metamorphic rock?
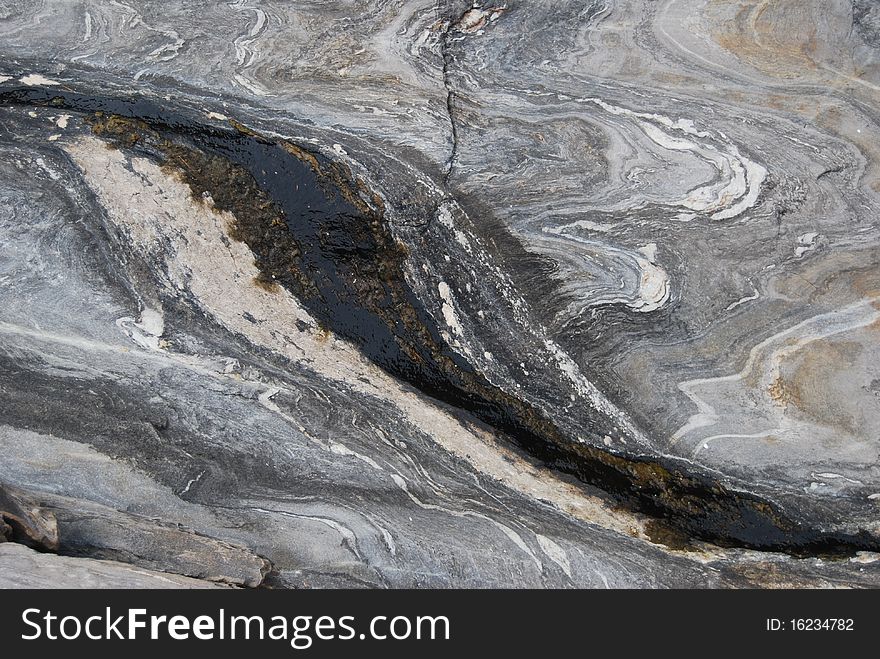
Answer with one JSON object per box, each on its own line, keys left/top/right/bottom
{"left": 1, "top": 0, "right": 880, "bottom": 588}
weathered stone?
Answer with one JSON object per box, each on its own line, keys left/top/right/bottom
{"left": 0, "top": 483, "right": 58, "bottom": 552}
{"left": 0, "top": 544, "right": 229, "bottom": 589}
{"left": 44, "top": 492, "right": 270, "bottom": 587}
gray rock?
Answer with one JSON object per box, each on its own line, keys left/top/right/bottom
{"left": 0, "top": 483, "right": 58, "bottom": 552}
{"left": 43, "top": 492, "right": 270, "bottom": 587}
{"left": 0, "top": 544, "right": 228, "bottom": 589}
{"left": 0, "top": 0, "right": 878, "bottom": 587}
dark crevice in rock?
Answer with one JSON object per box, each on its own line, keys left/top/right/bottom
{"left": 438, "top": 3, "right": 507, "bottom": 186}
{"left": 816, "top": 164, "right": 845, "bottom": 180}
{"left": 3, "top": 86, "right": 880, "bottom": 559}
{"left": 439, "top": 10, "right": 459, "bottom": 186}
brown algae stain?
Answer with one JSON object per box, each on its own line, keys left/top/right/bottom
{"left": 778, "top": 338, "right": 865, "bottom": 436}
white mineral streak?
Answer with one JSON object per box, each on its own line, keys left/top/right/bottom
{"left": 634, "top": 244, "right": 671, "bottom": 312}
{"left": 674, "top": 298, "right": 880, "bottom": 458}
{"left": 20, "top": 73, "right": 61, "bottom": 86}
{"left": 725, "top": 288, "right": 760, "bottom": 312}
{"left": 580, "top": 97, "right": 766, "bottom": 220}
{"left": 437, "top": 281, "right": 463, "bottom": 336}
{"left": 536, "top": 533, "right": 572, "bottom": 579}
{"left": 116, "top": 307, "right": 165, "bottom": 351}
{"left": 795, "top": 232, "right": 821, "bottom": 257}
{"left": 231, "top": 0, "right": 268, "bottom": 67}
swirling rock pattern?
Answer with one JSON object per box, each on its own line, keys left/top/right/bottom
{"left": 0, "top": 1, "right": 879, "bottom": 587}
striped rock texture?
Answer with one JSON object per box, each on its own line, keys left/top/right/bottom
{"left": 1, "top": 1, "right": 879, "bottom": 587}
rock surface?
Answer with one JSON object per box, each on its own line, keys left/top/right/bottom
{"left": 0, "top": 484, "right": 59, "bottom": 551}
{"left": 0, "top": 544, "right": 229, "bottom": 589}
{"left": 40, "top": 489, "right": 269, "bottom": 587}
{"left": 0, "top": 1, "right": 879, "bottom": 587}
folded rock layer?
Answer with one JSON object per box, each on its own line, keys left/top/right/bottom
{"left": 1, "top": 0, "right": 879, "bottom": 587}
